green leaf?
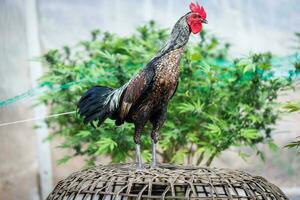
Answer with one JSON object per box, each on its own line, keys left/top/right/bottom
{"left": 57, "top": 155, "right": 72, "bottom": 165}
{"left": 256, "top": 150, "right": 265, "bottom": 161}
{"left": 283, "top": 102, "right": 300, "bottom": 112}
{"left": 241, "top": 129, "right": 260, "bottom": 140}
{"left": 187, "top": 133, "right": 199, "bottom": 143}
{"left": 237, "top": 58, "right": 251, "bottom": 66}
{"left": 96, "top": 138, "right": 117, "bottom": 154}
{"left": 204, "top": 124, "right": 221, "bottom": 135}
{"left": 171, "top": 150, "right": 187, "bottom": 164}
{"left": 77, "top": 130, "right": 91, "bottom": 138}
{"left": 238, "top": 151, "right": 250, "bottom": 161}
{"left": 243, "top": 64, "right": 256, "bottom": 73}
{"left": 284, "top": 137, "right": 300, "bottom": 150}
{"left": 267, "top": 140, "right": 278, "bottom": 152}
{"left": 142, "top": 150, "right": 152, "bottom": 162}
{"left": 178, "top": 100, "right": 203, "bottom": 115}
{"left": 190, "top": 52, "right": 202, "bottom": 61}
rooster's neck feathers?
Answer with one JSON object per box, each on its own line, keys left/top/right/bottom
{"left": 160, "top": 14, "right": 191, "bottom": 55}
{"left": 147, "top": 14, "right": 190, "bottom": 66}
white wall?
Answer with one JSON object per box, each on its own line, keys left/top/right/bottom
{"left": 39, "top": 0, "right": 300, "bottom": 56}
{"left": 0, "top": 0, "right": 40, "bottom": 200}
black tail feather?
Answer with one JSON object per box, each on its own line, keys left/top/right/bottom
{"left": 77, "top": 86, "right": 114, "bottom": 126}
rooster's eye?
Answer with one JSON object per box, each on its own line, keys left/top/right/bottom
{"left": 192, "top": 14, "right": 201, "bottom": 19}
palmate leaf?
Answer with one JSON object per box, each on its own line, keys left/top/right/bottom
{"left": 186, "top": 133, "right": 200, "bottom": 143}
{"left": 204, "top": 124, "right": 221, "bottom": 135}
{"left": 256, "top": 150, "right": 266, "bottom": 162}
{"left": 57, "top": 155, "right": 72, "bottom": 165}
{"left": 77, "top": 130, "right": 91, "bottom": 138}
{"left": 243, "top": 64, "right": 256, "bottom": 73}
{"left": 240, "top": 129, "right": 260, "bottom": 140}
{"left": 171, "top": 149, "right": 188, "bottom": 164}
{"left": 142, "top": 150, "right": 152, "bottom": 162}
{"left": 237, "top": 58, "right": 251, "bottom": 67}
{"left": 96, "top": 138, "right": 118, "bottom": 154}
{"left": 285, "top": 137, "right": 300, "bottom": 149}
{"left": 267, "top": 140, "right": 279, "bottom": 152}
{"left": 283, "top": 102, "right": 300, "bottom": 112}
{"left": 178, "top": 99, "right": 204, "bottom": 115}
{"left": 238, "top": 151, "right": 250, "bottom": 161}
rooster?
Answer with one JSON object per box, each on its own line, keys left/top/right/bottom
{"left": 78, "top": 3, "right": 207, "bottom": 168}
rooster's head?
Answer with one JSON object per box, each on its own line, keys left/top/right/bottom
{"left": 187, "top": 2, "right": 207, "bottom": 34}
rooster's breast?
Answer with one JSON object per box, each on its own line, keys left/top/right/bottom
{"left": 152, "top": 47, "right": 184, "bottom": 103}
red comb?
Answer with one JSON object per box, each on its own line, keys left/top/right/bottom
{"left": 189, "top": 2, "right": 206, "bottom": 19}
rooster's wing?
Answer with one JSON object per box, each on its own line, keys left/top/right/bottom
{"left": 118, "top": 67, "right": 155, "bottom": 122}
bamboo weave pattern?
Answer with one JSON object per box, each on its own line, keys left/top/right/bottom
{"left": 47, "top": 164, "right": 288, "bottom": 200}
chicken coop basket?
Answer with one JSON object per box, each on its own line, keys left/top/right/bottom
{"left": 47, "top": 163, "right": 288, "bottom": 200}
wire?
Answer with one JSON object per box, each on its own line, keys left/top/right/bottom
{"left": 0, "top": 111, "right": 76, "bottom": 128}
{"left": 0, "top": 76, "right": 103, "bottom": 108}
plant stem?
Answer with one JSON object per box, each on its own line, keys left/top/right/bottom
{"left": 187, "top": 143, "right": 193, "bottom": 164}
{"left": 196, "top": 151, "right": 205, "bottom": 165}
{"left": 205, "top": 152, "right": 216, "bottom": 166}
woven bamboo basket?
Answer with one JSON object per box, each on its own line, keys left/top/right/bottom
{"left": 47, "top": 163, "right": 288, "bottom": 200}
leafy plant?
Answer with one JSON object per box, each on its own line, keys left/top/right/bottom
{"left": 38, "top": 21, "right": 294, "bottom": 166}
{"left": 283, "top": 32, "right": 300, "bottom": 155}
{"left": 283, "top": 102, "right": 300, "bottom": 154}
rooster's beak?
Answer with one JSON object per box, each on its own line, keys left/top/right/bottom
{"left": 202, "top": 19, "right": 208, "bottom": 24}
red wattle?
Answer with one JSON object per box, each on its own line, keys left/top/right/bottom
{"left": 190, "top": 22, "right": 202, "bottom": 34}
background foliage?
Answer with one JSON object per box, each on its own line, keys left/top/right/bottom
{"left": 39, "top": 21, "right": 295, "bottom": 166}
{"left": 283, "top": 32, "right": 300, "bottom": 155}
{"left": 284, "top": 101, "right": 300, "bottom": 154}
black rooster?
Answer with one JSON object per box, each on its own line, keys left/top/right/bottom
{"left": 78, "top": 3, "right": 207, "bottom": 168}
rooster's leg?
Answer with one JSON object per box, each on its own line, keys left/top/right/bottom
{"left": 135, "top": 144, "right": 142, "bottom": 169}
{"left": 151, "top": 129, "right": 160, "bottom": 167}
{"left": 134, "top": 124, "right": 144, "bottom": 169}
{"left": 150, "top": 107, "right": 167, "bottom": 168}
{"left": 151, "top": 138, "right": 157, "bottom": 167}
